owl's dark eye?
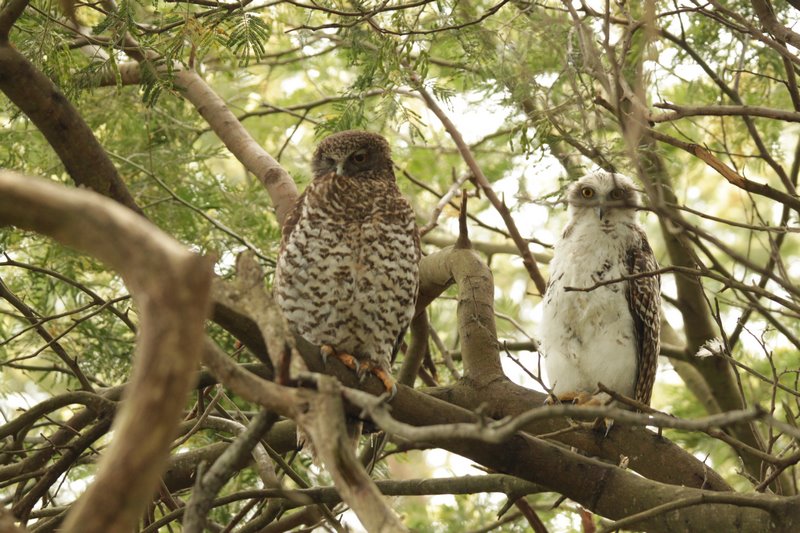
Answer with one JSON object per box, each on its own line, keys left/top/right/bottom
{"left": 352, "top": 151, "right": 367, "bottom": 164}
{"left": 580, "top": 187, "right": 595, "bottom": 199}
{"left": 609, "top": 188, "right": 625, "bottom": 200}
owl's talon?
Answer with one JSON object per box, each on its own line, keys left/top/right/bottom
{"left": 388, "top": 382, "right": 398, "bottom": 401}
{"left": 320, "top": 345, "right": 335, "bottom": 363}
{"left": 547, "top": 391, "right": 594, "bottom": 405}
{"left": 320, "top": 345, "right": 359, "bottom": 371}
{"left": 571, "top": 391, "right": 597, "bottom": 405}
{"left": 593, "top": 417, "right": 615, "bottom": 437}
{"left": 357, "top": 361, "right": 370, "bottom": 382}
{"left": 603, "top": 418, "right": 614, "bottom": 437}
{"left": 354, "top": 361, "right": 397, "bottom": 400}
{"left": 372, "top": 366, "right": 397, "bottom": 400}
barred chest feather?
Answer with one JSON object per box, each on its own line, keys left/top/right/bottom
{"left": 539, "top": 218, "right": 640, "bottom": 397}
{"left": 273, "top": 175, "right": 419, "bottom": 367}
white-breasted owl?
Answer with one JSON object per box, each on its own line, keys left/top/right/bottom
{"left": 539, "top": 171, "right": 661, "bottom": 407}
{"left": 273, "top": 130, "right": 420, "bottom": 396}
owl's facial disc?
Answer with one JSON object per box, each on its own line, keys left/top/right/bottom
{"left": 568, "top": 177, "right": 640, "bottom": 219}
{"left": 339, "top": 148, "right": 376, "bottom": 177}
{"left": 312, "top": 155, "right": 337, "bottom": 177}
{"left": 311, "top": 131, "right": 394, "bottom": 180}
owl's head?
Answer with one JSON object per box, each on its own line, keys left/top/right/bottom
{"left": 312, "top": 130, "right": 394, "bottom": 180}
{"left": 566, "top": 171, "right": 641, "bottom": 222}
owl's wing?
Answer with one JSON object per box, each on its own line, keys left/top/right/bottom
{"left": 279, "top": 188, "right": 308, "bottom": 251}
{"left": 625, "top": 229, "right": 661, "bottom": 407}
{"left": 391, "top": 204, "right": 422, "bottom": 364}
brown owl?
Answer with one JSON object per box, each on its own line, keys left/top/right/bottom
{"left": 274, "top": 130, "right": 420, "bottom": 397}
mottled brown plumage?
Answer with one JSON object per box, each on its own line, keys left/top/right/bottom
{"left": 274, "top": 131, "right": 420, "bottom": 395}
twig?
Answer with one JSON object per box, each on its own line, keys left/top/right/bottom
{"left": 0, "top": 276, "right": 95, "bottom": 392}
{"left": 597, "top": 493, "right": 775, "bottom": 533}
{"left": 419, "top": 171, "right": 472, "bottom": 236}
{"left": 409, "top": 70, "right": 548, "bottom": 296}
{"left": 182, "top": 410, "right": 278, "bottom": 532}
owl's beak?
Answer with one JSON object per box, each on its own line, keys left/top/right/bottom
{"left": 595, "top": 205, "right": 606, "bottom": 220}
{"left": 336, "top": 160, "right": 345, "bottom": 175}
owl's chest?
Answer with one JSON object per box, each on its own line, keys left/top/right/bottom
{"left": 275, "top": 199, "right": 418, "bottom": 306}
{"left": 283, "top": 208, "right": 413, "bottom": 270}
{"left": 274, "top": 200, "right": 419, "bottom": 356}
{"left": 544, "top": 226, "right": 632, "bottom": 320}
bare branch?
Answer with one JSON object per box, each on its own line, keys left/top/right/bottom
{"left": 409, "top": 70, "right": 548, "bottom": 296}
{"left": 0, "top": 47, "right": 142, "bottom": 214}
{"left": 652, "top": 102, "right": 800, "bottom": 123}
{"left": 750, "top": 0, "right": 800, "bottom": 50}
{"left": 0, "top": 170, "right": 214, "bottom": 532}
{"left": 174, "top": 70, "right": 299, "bottom": 226}
{"left": 646, "top": 127, "right": 800, "bottom": 212}
{"left": 182, "top": 410, "right": 279, "bottom": 532}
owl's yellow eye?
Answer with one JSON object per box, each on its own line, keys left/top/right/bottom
{"left": 580, "top": 187, "right": 595, "bottom": 199}
{"left": 609, "top": 188, "right": 624, "bottom": 200}
{"left": 352, "top": 152, "right": 367, "bottom": 163}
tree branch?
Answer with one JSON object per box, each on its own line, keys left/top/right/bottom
{"left": 0, "top": 47, "right": 142, "bottom": 214}
{"left": 0, "top": 0, "right": 30, "bottom": 40}
{"left": 182, "top": 410, "right": 279, "bottom": 532}
{"left": 0, "top": 170, "right": 214, "bottom": 532}
{"left": 173, "top": 69, "right": 299, "bottom": 226}
{"left": 409, "top": 70, "right": 548, "bottom": 296}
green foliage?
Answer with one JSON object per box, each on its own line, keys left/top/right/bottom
{"left": 227, "top": 13, "right": 272, "bottom": 66}
{"left": 3, "top": 0, "right": 800, "bottom": 530}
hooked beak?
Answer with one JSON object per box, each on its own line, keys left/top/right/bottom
{"left": 336, "top": 160, "right": 345, "bottom": 175}
{"left": 595, "top": 205, "right": 606, "bottom": 220}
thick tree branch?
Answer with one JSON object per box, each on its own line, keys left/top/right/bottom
{"left": 173, "top": 69, "right": 299, "bottom": 226}
{"left": 298, "top": 376, "right": 409, "bottom": 532}
{"left": 0, "top": 47, "right": 142, "bottom": 214}
{"left": 751, "top": 0, "right": 800, "bottom": 50}
{"left": 78, "top": 59, "right": 299, "bottom": 225}
{"left": 0, "top": 0, "right": 29, "bottom": 40}
{"left": 0, "top": 171, "right": 214, "bottom": 532}
{"left": 201, "top": 345, "right": 800, "bottom": 532}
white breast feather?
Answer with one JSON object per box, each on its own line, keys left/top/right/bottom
{"left": 540, "top": 217, "right": 638, "bottom": 398}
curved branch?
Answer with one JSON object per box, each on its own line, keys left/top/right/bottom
{"left": 751, "top": 0, "right": 800, "bottom": 50}
{"left": 174, "top": 69, "right": 299, "bottom": 226}
{"left": 648, "top": 128, "right": 800, "bottom": 212}
{"left": 0, "top": 47, "right": 142, "bottom": 214}
{"left": 0, "top": 392, "right": 115, "bottom": 441}
{"left": 0, "top": 0, "right": 30, "bottom": 40}
{"left": 0, "top": 170, "right": 214, "bottom": 532}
